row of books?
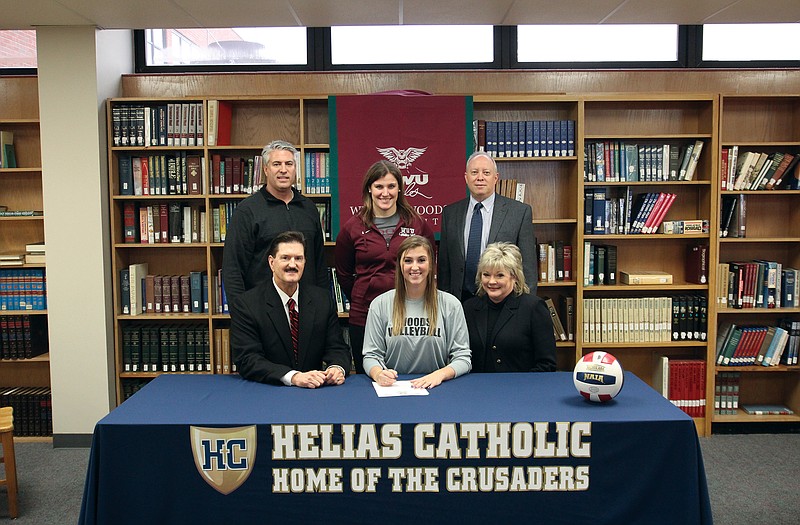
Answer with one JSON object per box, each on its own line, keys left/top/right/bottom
{"left": 714, "top": 372, "right": 740, "bottom": 415}
{"left": 537, "top": 241, "right": 573, "bottom": 283}
{"left": 327, "top": 268, "right": 350, "bottom": 314}
{"left": 544, "top": 295, "right": 574, "bottom": 342}
{"left": 585, "top": 187, "right": 678, "bottom": 235}
{"left": 582, "top": 242, "right": 617, "bottom": 286}
{"left": 210, "top": 153, "right": 263, "bottom": 195}
{"left": 123, "top": 202, "right": 206, "bottom": 244}
{"left": 0, "top": 268, "right": 46, "bottom": 311}
{"left": 212, "top": 202, "right": 237, "bottom": 243}
{"left": 206, "top": 100, "right": 232, "bottom": 147}
{"left": 0, "top": 386, "right": 51, "bottom": 436}
{"left": 719, "top": 194, "right": 746, "bottom": 238}
{"left": 302, "top": 152, "right": 331, "bottom": 194}
{"left": 0, "top": 315, "right": 47, "bottom": 360}
{"left": 121, "top": 265, "right": 208, "bottom": 315}
{"left": 121, "top": 324, "right": 211, "bottom": 373}
{"left": 474, "top": 119, "right": 576, "bottom": 158}
{"left": 118, "top": 153, "right": 204, "bottom": 196}
{"left": 584, "top": 140, "right": 703, "bottom": 183}
{"left": 495, "top": 178, "right": 525, "bottom": 202}
{"left": 120, "top": 378, "right": 151, "bottom": 402}
{"left": 716, "top": 261, "right": 798, "bottom": 309}
{"left": 112, "top": 102, "right": 205, "bottom": 148}
{"left": 0, "top": 243, "right": 46, "bottom": 268}
{"left": 721, "top": 147, "right": 799, "bottom": 191}
{"left": 715, "top": 320, "right": 800, "bottom": 367}
{"left": 582, "top": 294, "right": 708, "bottom": 344}
{"left": 213, "top": 327, "right": 237, "bottom": 374}
{"left": 652, "top": 357, "right": 706, "bottom": 418}
{"left": 0, "top": 130, "right": 16, "bottom": 168}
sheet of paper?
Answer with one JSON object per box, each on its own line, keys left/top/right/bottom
{"left": 372, "top": 380, "right": 430, "bottom": 397}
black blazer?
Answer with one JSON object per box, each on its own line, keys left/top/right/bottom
{"left": 230, "top": 280, "right": 351, "bottom": 384}
{"left": 438, "top": 194, "right": 537, "bottom": 297}
{"left": 463, "top": 293, "right": 556, "bottom": 373}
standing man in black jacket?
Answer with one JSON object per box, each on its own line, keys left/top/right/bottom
{"left": 223, "top": 140, "right": 327, "bottom": 307}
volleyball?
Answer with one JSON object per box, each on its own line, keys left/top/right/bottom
{"left": 573, "top": 351, "right": 624, "bottom": 402}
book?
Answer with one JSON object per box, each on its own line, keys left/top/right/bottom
{"left": 0, "top": 131, "right": 15, "bottom": 168}
{"left": 543, "top": 296, "right": 567, "bottom": 341}
{"left": 128, "top": 263, "right": 148, "bottom": 316}
{"left": 685, "top": 244, "right": 709, "bottom": 285}
{"left": 741, "top": 404, "right": 794, "bottom": 416}
{"left": 620, "top": 270, "right": 673, "bottom": 285}
{"left": 682, "top": 140, "right": 704, "bottom": 181}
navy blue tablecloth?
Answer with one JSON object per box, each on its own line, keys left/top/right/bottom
{"left": 79, "top": 372, "right": 712, "bottom": 525}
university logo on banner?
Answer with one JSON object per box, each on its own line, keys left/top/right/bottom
{"left": 331, "top": 92, "right": 471, "bottom": 235}
{"left": 190, "top": 425, "right": 257, "bottom": 495}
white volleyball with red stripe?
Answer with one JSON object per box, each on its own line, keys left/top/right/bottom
{"left": 573, "top": 351, "right": 624, "bottom": 402}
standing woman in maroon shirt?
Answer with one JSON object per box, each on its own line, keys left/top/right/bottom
{"left": 335, "top": 160, "right": 436, "bottom": 373}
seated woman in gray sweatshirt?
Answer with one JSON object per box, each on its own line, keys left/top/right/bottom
{"left": 363, "top": 235, "right": 471, "bottom": 389}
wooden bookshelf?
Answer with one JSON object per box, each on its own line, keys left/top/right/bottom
{"left": 102, "top": 90, "right": 800, "bottom": 438}
{"left": 0, "top": 77, "right": 51, "bottom": 439}
{"left": 581, "top": 94, "right": 718, "bottom": 436}
{"left": 107, "top": 96, "right": 332, "bottom": 403}
{"left": 0, "top": 78, "right": 48, "bottom": 378}
{"left": 713, "top": 94, "right": 800, "bottom": 428}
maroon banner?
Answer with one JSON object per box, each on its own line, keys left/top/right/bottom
{"left": 332, "top": 93, "right": 470, "bottom": 236}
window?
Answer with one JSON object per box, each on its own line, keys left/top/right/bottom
{"left": 516, "top": 25, "right": 679, "bottom": 65}
{"left": 329, "top": 25, "right": 494, "bottom": 66}
{"left": 702, "top": 24, "right": 800, "bottom": 61}
{"left": 142, "top": 27, "right": 307, "bottom": 67}
{"left": 0, "top": 30, "right": 37, "bottom": 69}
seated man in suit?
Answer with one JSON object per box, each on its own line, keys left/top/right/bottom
{"left": 230, "top": 230, "right": 350, "bottom": 388}
{"left": 439, "top": 151, "right": 537, "bottom": 302}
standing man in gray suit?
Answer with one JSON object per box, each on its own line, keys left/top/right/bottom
{"left": 438, "top": 151, "right": 537, "bottom": 302}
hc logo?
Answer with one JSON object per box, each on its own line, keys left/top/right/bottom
{"left": 191, "top": 425, "right": 257, "bottom": 495}
{"left": 200, "top": 438, "right": 249, "bottom": 470}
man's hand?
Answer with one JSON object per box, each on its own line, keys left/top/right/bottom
{"left": 324, "top": 366, "right": 346, "bottom": 386}
{"left": 291, "top": 370, "right": 328, "bottom": 388}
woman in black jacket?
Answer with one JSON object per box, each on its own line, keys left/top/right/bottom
{"left": 463, "top": 242, "right": 556, "bottom": 373}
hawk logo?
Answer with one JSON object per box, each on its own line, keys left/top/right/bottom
{"left": 190, "top": 425, "right": 256, "bottom": 495}
{"left": 376, "top": 147, "right": 426, "bottom": 170}
{"left": 376, "top": 146, "right": 432, "bottom": 200}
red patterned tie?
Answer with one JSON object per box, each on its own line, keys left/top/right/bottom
{"left": 287, "top": 298, "right": 299, "bottom": 365}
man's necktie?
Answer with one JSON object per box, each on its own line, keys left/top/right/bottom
{"left": 287, "top": 298, "right": 299, "bottom": 365}
{"left": 464, "top": 202, "right": 483, "bottom": 294}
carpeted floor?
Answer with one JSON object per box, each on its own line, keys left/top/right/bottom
{"left": 1, "top": 434, "right": 798, "bottom": 524}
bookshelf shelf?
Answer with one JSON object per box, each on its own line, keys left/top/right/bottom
{"left": 584, "top": 134, "right": 713, "bottom": 140}
{"left": 0, "top": 310, "right": 48, "bottom": 316}
{"left": 113, "top": 195, "right": 207, "bottom": 201}
{"left": 0, "top": 167, "right": 42, "bottom": 174}
{"left": 717, "top": 307, "right": 800, "bottom": 315}
{"left": 0, "top": 216, "right": 44, "bottom": 221}
{"left": 717, "top": 365, "right": 800, "bottom": 373}
{"left": 583, "top": 341, "right": 708, "bottom": 349}
{"left": 713, "top": 411, "right": 800, "bottom": 423}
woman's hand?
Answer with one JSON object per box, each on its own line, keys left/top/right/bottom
{"left": 410, "top": 367, "right": 454, "bottom": 389}
{"left": 371, "top": 367, "right": 398, "bottom": 386}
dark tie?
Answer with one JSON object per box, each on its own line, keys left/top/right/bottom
{"left": 464, "top": 202, "right": 483, "bottom": 295}
{"left": 287, "top": 298, "right": 299, "bottom": 365}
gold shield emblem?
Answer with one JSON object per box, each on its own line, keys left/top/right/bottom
{"left": 190, "top": 425, "right": 257, "bottom": 495}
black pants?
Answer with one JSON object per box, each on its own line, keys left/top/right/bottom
{"left": 348, "top": 323, "right": 366, "bottom": 374}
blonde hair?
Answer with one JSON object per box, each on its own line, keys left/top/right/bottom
{"left": 475, "top": 242, "right": 529, "bottom": 297}
{"left": 392, "top": 236, "right": 438, "bottom": 336}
